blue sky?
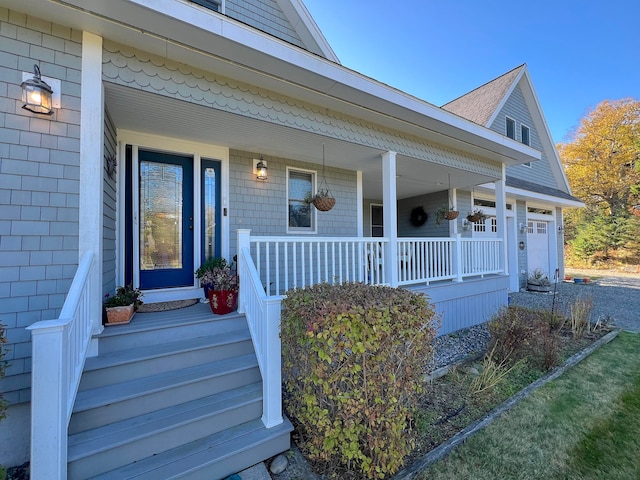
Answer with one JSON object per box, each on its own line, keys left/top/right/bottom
{"left": 303, "top": 0, "right": 639, "bottom": 144}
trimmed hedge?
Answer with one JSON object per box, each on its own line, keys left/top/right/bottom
{"left": 281, "top": 283, "right": 439, "bottom": 478}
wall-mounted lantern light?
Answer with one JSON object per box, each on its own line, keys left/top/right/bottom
{"left": 462, "top": 219, "right": 471, "bottom": 231}
{"left": 519, "top": 223, "right": 527, "bottom": 234}
{"left": 21, "top": 65, "right": 54, "bottom": 115}
{"left": 557, "top": 225, "right": 565, "bottom": 232}
{"left": 254, "top": 156, "right": 268, "bottom": 180}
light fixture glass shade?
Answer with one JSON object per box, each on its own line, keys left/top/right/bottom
{"left": 21, "top": 65, "right": 54, "bottom": 115}
{"left": 256, "top": 160, "right": 268, "bottom": 180}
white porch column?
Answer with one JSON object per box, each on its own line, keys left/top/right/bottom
{"left": 382, "top": 152, "right": 398, "bottom": 287}
{"left": 356, "top": 170, "right": 363, "bottom": 237}
{"left": 79, "top": 32, "right": 104, "bottom": 342}
{"left": 495, "top": 165, "right": 508, "bottom": 275}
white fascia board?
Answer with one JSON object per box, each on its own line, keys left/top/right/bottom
{"left": 479, "top": 182, "right": 584, "bottom": 208}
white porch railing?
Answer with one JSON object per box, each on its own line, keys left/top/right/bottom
{"left": 27, "top": 251, "right": 95, "bottom": 480}
{"left": 249, "top": 236, "right": 388, "bottom": 296}
{"left": 237, "top": 230, "right": 284, "bottom": 428}
{"left": 398, "top": 236, "right": 503, "bottom": 285}
{"left": 236, "top": 231, "right": 503, "bottom": 432}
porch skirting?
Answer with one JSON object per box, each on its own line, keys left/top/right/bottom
{"left": 409, "top": 275, "right": 509, "bottom": 336}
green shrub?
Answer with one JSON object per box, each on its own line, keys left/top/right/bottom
{"left": 488, "top": 306, "right": 560, "bottom": 371}
{"left": 281, "top": 283, "right": 439, "bottom": 478}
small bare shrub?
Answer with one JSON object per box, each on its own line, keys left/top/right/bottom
{"left": 488, "top": 306, "right": 561, "bottom": 371}
{"left": 470, "top": 346, "right": 522, "bottom": 395}
{"left": 281, "top": 283, "right": 439, "bottom": 478}
{"left": 570, "top": 296, "right": 593, "bottom": 338}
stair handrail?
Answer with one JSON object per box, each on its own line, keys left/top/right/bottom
{"left": 27, "top": 250, "right": 96, "bottom": 479}
{"left": 237, "top": 230, "right": 284, "bottom": 428}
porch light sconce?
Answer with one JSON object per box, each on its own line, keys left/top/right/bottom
{"left": 557, "top": 225, "right": 565, "bottom": 232}
{"left": 21, "top": 65, "right": 55, "bottom": 115}
{"left": 519, "top": 223, "right": 527, "bottom": 234}
{"left": 462, "top": 219, "right": 471, "bottom": 231}
{"left": 253, "top": 157, "right": 268, "bottom": 180}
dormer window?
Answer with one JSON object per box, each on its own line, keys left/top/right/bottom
{"left": 190, "top": 0, "right": 222, "bottom": 12}
{"left": 506, "top": 117, "right": 515, "bottom": 139}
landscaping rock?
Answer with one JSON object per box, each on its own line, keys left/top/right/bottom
{"left": 269, "top": 454, "right": 288, "bottom": 475}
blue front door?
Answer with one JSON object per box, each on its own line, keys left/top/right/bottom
{"left": 138, "top": 149, "right": 194, "bottom": 289}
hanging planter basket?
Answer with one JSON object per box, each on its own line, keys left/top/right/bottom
{"left": 444, "top": 210, "right": 460, "bottom": 220}
{"left": 313, "top": 195, "right": 336, "bottom": 212}
{"left": 311, "top": 144, "right": 336, "bottom": 212}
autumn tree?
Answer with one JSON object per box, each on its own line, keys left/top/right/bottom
{"left": 559, "top": 98, "right": 640, "bottom": 264}
{"left": 559, "top": 98, "right": 640, "bottom": 216}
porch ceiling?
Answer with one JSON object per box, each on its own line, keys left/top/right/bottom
{"left": 105, "top": 83, "right": 498, "bottom": 200}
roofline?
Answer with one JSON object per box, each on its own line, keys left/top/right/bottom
{"left": 13, "top": 0, "right": 539, "bottom": 164}
{"left": 480, "top": 182, "right": 584, "bottom": 208}
{"left": 274, "top": 0, "right": 340, "bottom": 62}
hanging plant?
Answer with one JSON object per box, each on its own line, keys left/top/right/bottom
{"left": 410, "top": 206, "right": 428, "bottom": 227}
{"left": 312, "top": 144, "right": 336, "bottom": 212}
{"left": 312, "top": 189, "right": 336, "bottom": 212}
{"left": 467, "top": 208, "right": 487, "bottom": 223}
{"left": 435, "top": 205, "right": 459, "bottom": 225}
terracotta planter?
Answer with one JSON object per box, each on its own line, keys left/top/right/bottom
{"left": 105, "top": 304, "right": 135, "bottom": 325}
{"left": 209, "top": 289, "right": 238, "bottom": 315}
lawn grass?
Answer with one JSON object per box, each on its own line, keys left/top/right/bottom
{"left": 418, "top": 331, "right": 640, "bottom": 480}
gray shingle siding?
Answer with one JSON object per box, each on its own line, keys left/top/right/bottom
{"left": 103, "top": 109, "right": 117, "bottom": 298}
{"left": 0, "top": 8, "right": 82, "bottom": 404}
{"left": 227, "top": 149, "right": 358, "bottom": 256}
{"left": 490, "top": 85, "right": 557, "bottom": 190}
{"left": 226, "top": 0, "right": 304, "bottom": 48}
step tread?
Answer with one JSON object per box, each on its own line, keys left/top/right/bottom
{"left": 73, "top": 353, "right": 259, "bottom": 413}
{"left": 90, "top": 418, "right": 293, "bottom": 480}
{"left": 84, "top": 329, "right": 251, "bottom": 371}
{"left": 96, "top": 305, "right": 245, "bottom": 339}
{"left": 68, "top": 382, "right": 262, "bottom": 460}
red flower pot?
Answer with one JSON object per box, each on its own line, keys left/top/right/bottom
{"left": 209, "top": 289, "right": 238, "bottom": 315}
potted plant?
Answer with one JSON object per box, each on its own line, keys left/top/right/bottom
{"left": 466, "top": 208, "right": 486, "bottom": 223}
{"left": 435, "top": 205, "right": 460, "bottom": 225}
{"left": 201, "top": 261, "right": 239, "bottom": 315}
{"left": 527, "top": 268, "right": 552, "bottom": 292}
{"left": 195, "top": 257, "right": 229, "bottom": 299}
{"left": 104, "top": 285, "right": 143, "bottom": 325}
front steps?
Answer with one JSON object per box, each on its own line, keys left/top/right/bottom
{"left": 68, "top": 303, "right": 291, "bottom": 479}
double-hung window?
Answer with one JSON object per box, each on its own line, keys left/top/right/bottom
{"left": 287, "top": 168, "right": 315, "bottom": 232}
{"left": 506, "top": 117, "right": 516, "bottom": 139}
{"left": 521, "top": 125, "right": 530, "bottom": 146}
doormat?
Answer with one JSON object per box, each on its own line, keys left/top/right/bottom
{"left": 137, "top": 298, "right": 199, "bottom": 313}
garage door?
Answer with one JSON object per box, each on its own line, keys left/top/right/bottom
{"left": 527, "top": 221, "right": 550, "bottom": 275}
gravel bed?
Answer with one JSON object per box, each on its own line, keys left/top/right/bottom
{"left": 429, "top": 274, "right": 640, "bottom": 370}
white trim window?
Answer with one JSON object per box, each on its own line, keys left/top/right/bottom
{"left": 287, "top": 167, "right": 316, "bottom": 233}
{"left": 521, "top": 124, "right": 530, "bottom": 146}
{"left": 521, "top": 124, "right": 532, "bottom": 167}
{"left": 506, "top": 117, "right": 516, "bottom": 140}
